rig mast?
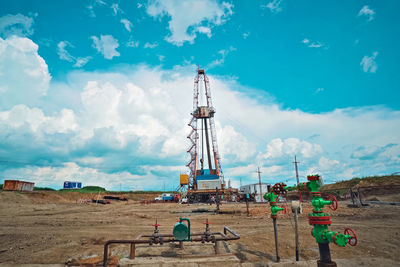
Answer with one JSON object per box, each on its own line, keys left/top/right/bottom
{"left": 187, "top": 68, "right": 224, "bottom": 190}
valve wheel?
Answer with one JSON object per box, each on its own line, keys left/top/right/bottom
{"left": 272, "top": 183, "right": 287, "bottom": 195}
{"left": 344, "top": 228, "right": 357, "bottom": 246}
{"left": 327, "top": 195, "right": 338, "bottom": 210}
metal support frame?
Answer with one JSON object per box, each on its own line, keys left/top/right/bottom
{"left": 102, "top": 226, "right": 240, "bottom": 266}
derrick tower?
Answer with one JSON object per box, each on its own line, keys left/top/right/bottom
{"left": 187, "top": 68, "right": 224, "bottom": 190}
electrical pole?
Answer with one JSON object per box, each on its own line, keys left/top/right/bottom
{"left": 257, "top": 166, "right": 263, "bottom": 203}
{"left": 293, "top": 155, "right": 302, "bottom": 202}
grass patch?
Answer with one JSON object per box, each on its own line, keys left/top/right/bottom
{"left": 34, "top": 187, "right": 56, "bottom": 191}
{"left": 59, "top": 186, "right": 106, "bottom": 193}
{"left": 322, "top": 175, "right": 400, "bottom": 191}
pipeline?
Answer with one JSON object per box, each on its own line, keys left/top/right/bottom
{"left": 102, "top": 219, "right": 240, "bottom": 267}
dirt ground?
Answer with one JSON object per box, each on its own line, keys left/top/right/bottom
{"left": 0, "top": 191, "right": 399, "bottom": 266}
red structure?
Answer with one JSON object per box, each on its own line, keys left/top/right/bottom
{"left": 186, "top": 68, "right": 224, "bottom": 190}
{"left": 3, "top": 180, "right": 34, "bottom": 191}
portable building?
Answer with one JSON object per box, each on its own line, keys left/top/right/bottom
{"left": 63, "top": 181, "right": 82, "bottom": 189}
{"left": 240, "top": 183, "right": 271, "bottom": 202}
{"left": 3, "top": 180, "right": 34, "bottom": 191}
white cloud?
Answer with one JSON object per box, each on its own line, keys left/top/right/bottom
{"left": 146, "top": 0, "right": 234, "bottom": 46}
{"left": 302, "top": 38, "right": 324, "bottom": 48}
{"left": 86, "top": 0, "right": 106, "bottom": 18}
{"left": 158, "top": 55, "right": 165, "bottom": 62}
{"left": 263, "top": 138, "right": 323, "bottom": 159}
{"left": 360, "top": 52, "right": 378, "bottom": 73}
{"left": 1, "top": 37, "right": 400, "bottom": 189}
{"left": 0, "top": 104, "right": 77, "bottom": 134}
{"left": 315, "top": 87, "right": 324, "bottom": 93}
{"left": 242, "top": 32, "right": 250, "bottom": 39}
{"left": 358, "top": 5, "right": 375, "bottom": 22}
{"left": 91, "top": 35, "right": 120, "bottom": 59}
{"left": 74, "top": 57, "right": 91, "bottom": 68}
{"left": 57, "top": 41, "right": 91, "bottom": 68}
{"left": 0, "top": 36, "right": 51, "bottom": 108}
{"left": 262, "top": 0, "right": 282, "bottom": 13}
{"left": 126, "top": 40, "right": 139, "bottom": 48}
{"left": 218, "top": 124, "right": 256, "bottom": 162}
{"left": 308, "top": 42, "right": 323, "bottom": 48}
{"left": 144, "top": 42, "right": 158, "bottom": 49}
{"left": 0, "top": 13, "right": 34, "bottom": 37}
{"left": 302, "top": 38, "right": 310, "bottom": 44}
{"left": 120, "top": 19, "right": 132, "bottom": 32}
{"left": 208, "top": 46, "right": 236, "bottom": 68}
{"left": 111, "top": 3, "right": 123, "bottom": 16}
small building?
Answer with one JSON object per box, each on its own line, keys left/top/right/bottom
{"left": 240, "top": 183, "right": 271, "bottom": 202}
{"left": 63, "top": 181, "right": 82, "bottom": 189}
{"left": 3, "top": 180, "right": 34, "bottom": 191}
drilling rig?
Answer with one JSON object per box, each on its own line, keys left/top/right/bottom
{"left": 186, "top": 68, "right": 238, "bottom": 203}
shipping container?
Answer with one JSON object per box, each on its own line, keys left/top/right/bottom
{"left": 3, "top": 180, "right": 34, "bottom": 191}
{"left": 63, "top": 181, "right": 82, "bottom": 189}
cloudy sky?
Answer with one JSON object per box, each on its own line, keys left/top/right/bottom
{"left": 0, "top": 0, "right": 399, "bottom": 190}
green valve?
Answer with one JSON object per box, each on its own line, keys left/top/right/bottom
{"left": 173, "top": 218, "right": 191, "bottom": 241}
{"left": 285, "top": 174, "right": 357, "bottom": 248}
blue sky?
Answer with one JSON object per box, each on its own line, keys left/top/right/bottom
{"left": 0, "top": 0, "right": 399, "bottom": 190}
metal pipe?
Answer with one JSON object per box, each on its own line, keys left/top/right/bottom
{"left": 103, "top": 228, "right": 240, "bottom": 266}
{"left": 294, "top": 209, "right": 299, "bottom": 261}
{"left": 246, "top": 198, "right": 249, "bottom": 216}
{"left": 273, "top": 218, "right": 280, "bottom": 262}
{"left": 203, "top": 118, "right": 213, "bottom": 170}
{"left": 350, "top": 188, "right": 355, "bottom": 205}
{"left": 318, "top": 242, "right": 332, "bottom": 264}
{"left": 129, "top": 243, "right": 135, "bottom": 259}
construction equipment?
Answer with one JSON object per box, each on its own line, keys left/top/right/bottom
{"left": 186, "top": 68, "right": 238, "bottom": 203}
{"left": 102, "top": 218, "right": 240, "bottom": 266}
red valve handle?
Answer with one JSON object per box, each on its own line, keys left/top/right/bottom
{"left": 344, "top": 228, "right": 357, "bottom": 246}
{"left": 327, "top": 195, "right": 338, "bottom": 210}
{"left": 272, "top": 182, "right": 287, "bottom": 195}
{"left": 152, "top": 223, "right": 161, "bottom": 226}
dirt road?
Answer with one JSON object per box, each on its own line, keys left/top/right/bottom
{"left": 0, "top": 191, "right": 399, "bottom": 266}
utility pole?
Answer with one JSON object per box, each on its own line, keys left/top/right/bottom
{"left": 240, "top": 177, "right": 242, "bottom": 187}
{"left": 293, "top": 155, "right": 302, "bottom": 202}
{"left": 257, "top": 166, "right": 263, "bottom": 203}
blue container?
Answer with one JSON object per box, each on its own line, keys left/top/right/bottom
{"left": 196, "top": 174, "right": 219, "bottom": 181}
{"left": 63, "top": 181, "right": 82, "bottom": 189}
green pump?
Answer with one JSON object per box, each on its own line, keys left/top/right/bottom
{"left": 173, "top": 217, "right": 191, "bottom": 241}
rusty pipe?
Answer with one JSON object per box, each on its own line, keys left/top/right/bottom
{"left": 103, "top": 228, "right": 240, "bottom": 266}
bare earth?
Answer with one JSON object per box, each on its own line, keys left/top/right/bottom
{"left": 0, "top": 191, "right": 399, "bottom": 266}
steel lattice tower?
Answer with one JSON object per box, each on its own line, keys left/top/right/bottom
{"left": 187, "top": 68, "right": 224, "bottom": 190}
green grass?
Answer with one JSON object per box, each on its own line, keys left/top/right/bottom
{"left": 34, "top": 187, "right": 55, "bottom": 191}
{"left": 59, "top": 186, "right": 106, "bottom": 193}
{"left": 322, "top": 175, "right": 400, "bottom": 191}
